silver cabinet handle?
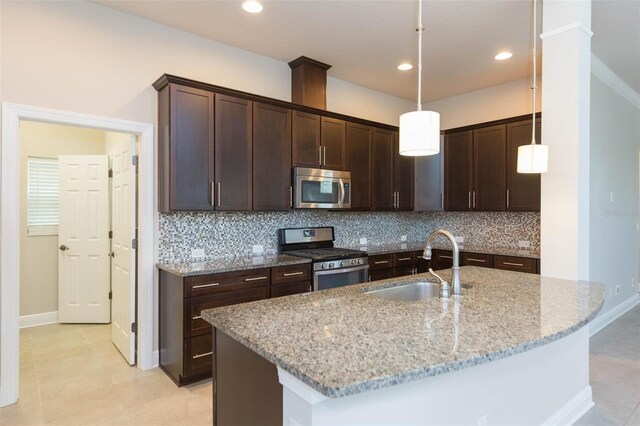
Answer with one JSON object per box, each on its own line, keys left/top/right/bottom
{"left": 468, "top": 191, "right": 471, "bottom": 209}
{"left": 374, "top": 260, "right": 389, "bottom": 265}
{"left": 192, "top": 315, "right": 202, "bottom": 320}
{"left": 283, "top": 271, "right": 304, "bottom": 277}
{"left": 506, "top": 189, "right": 510, "bottom": 209}
{"left": 210, "top": 182, "right": 215, "bottom": 207}
{"left": 503, "top": 262, "right": 524, "bottom": 267}
{"left": 440, "top": 255, "right": 453, "bottom": 259}
{"left": 244, "top": 276, "right": 268, "bottom": 282}
{"left": 467, "top": 258, "right": 486, "bottom": 263}
{"left": 217, "top": 182, "right": 221, "bottom": 207}
{"left": 397, "top": 257, "right": 411, "bottom": 261}
{"left": 318, "top": 146, "right": 322, "bottom": 166}
{"left": 323, "top": 146, "right": 327, "bottom": 165}
{"left": 473, "top": 191, "right": 476, "bottom": 208}
{"left": 441, "top": 192, "right": 444, "bottom": 209}
{"left": 192, "top": 351, "right": 213, "bottom": 360}
{"left": 289, "top": 186, "right": 293, "bottom": 208}
{"left": 192, "top": 282, "right": 220, "bottom": 289}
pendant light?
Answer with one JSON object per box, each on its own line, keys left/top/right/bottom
{"left": 517, "top": 0, "right": 548, "bottom": 173}
{"left": 399, "top": 0, "right": 440, "bottom": 156}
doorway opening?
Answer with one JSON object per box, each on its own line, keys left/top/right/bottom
{"left": 1, "top": 103, "right": 155, "bottom": 407}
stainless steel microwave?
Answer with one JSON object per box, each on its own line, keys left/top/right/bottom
{"left": 293, "top": 167, "right": 351, "bottom": 209}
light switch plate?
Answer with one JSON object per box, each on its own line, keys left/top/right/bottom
{"left": 191, "top": 248, "right": 205, "bottom": 259}
{"left": 518, "top": 241, "right": 531, "bottom": 248}
{"left": 360, "top": 238, "right": 368, "bottom": 246}
{"left": 252, "top": 244, "right": 264, "bottom": 255}
{"left": 400, "top": 235, "right": 407, "bottom": 242}
{"left": 455, "top": 236, "right": 464, "bottom": 243}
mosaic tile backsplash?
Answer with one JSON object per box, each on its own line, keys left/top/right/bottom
{"left": 159, "top": 211, "right": 540, "bottom": 263}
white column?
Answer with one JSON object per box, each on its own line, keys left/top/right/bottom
{"left": 540, "top": 0, "right": 592, "bottom": 280}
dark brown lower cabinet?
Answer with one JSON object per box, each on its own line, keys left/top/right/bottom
{"left": 368, "top": 251, "right": 428, "bottom": 281}
{"left": 431, "top": 249, "right": 454, "bottom": 270}
{"left": 461, "top": 252, "right": 494, "bottom": 268}
{"left": 494, "top": 255, "right": 539, "bottom": 274}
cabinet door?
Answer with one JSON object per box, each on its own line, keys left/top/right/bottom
{"left": 292, "top": 111, "right": 321, "bottom": 168}
{"left": 162, "top": 84, "right": 214, "bottom": 211}
{"left": 394, "top": 131, "right": 414, "bottom": 211}
{"left": 345, "top": 122, "right": 372, "bottom": 210}
{"left": 414, "top": 135, "right": 444, "bottom": 211}
{"left": 372, "top": 128, "right": 395, "bottom": 210}
{"left": 253, "top": 103, "right": 292, "bottom": 211}
{"left": 321, "top": 117, "right": 346, "bottom": 170}
{"left": 473, "top": 125, "right": 507, "bottom": 211}
{"left": 215, "top": 95, "right": 252, "bottom": 211}
{"left": 444, "top": 131, "right": 473, "bottom": 211}
{"left": 506, "top": 119, "right": 541, "bottom": 211}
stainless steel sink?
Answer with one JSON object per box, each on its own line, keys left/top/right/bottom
{"left": 366, "top": 281, "right": 440, "bottom": 302}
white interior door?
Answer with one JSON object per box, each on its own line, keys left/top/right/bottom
{"left": 58, "top": 155, "right": 110, "bottom": 323}
{"left": 110, "top": 137, "right": 137, "bottom": 365}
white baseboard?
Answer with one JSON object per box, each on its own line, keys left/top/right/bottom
{"left": 152, "top": 350, "right": 159, "bottom": 368}
{"left": 19, "top": 311, "right": 58, "bottom": 329}
{"left": 589, "top": 294, "right": 640, "bottom": 336}
{"left": 542, "top": 386, "right": 594, "bottom": 426}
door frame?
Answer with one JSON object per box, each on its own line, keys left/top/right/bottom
{"left": 0, "top": 102, "right": 156, "bottom": 406}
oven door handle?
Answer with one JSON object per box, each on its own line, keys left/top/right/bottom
{"left": 338, "top": 178, "right": 345, "bottom": 208}
{"left": 315, "top": 264, "right": 369, "bottom": 277}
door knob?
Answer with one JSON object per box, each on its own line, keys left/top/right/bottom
{"left": 59, "top": 245, "right": 69, "bottom": 251}
{"left": 109, "top": 251, "right": 115, "bottom": 258}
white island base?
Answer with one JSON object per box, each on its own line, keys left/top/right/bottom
{"left": 278, "top": 326, "right": 592, "bottom": 426}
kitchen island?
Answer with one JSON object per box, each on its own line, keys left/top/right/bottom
{"left": 203, "top": 266, "right": 605, "bottom": 425}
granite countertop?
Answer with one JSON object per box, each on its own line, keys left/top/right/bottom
{"left": 203, "top": 266, "right": 605, "bottom": 398}
{"left": 157, "top": 254, "right": 311, "bottom": 277}
{"left": 359, "top": 242, "right": 540, "bottom": 259}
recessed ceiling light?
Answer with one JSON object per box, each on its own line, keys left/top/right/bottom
{"left": 494, "top": 52, "right": 513, "bottom": 61}
{"left": 242, "top": 1, "right": 263, "bottom": 13}
{"left": 397, "top": 63, "right": 413, "bottom": 71}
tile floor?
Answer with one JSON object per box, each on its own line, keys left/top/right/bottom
{"left": 0, "top": 323, "right": 212, "bottom": 425}
{"left": 1, "top": 306, "right": 638, "bottom": 425}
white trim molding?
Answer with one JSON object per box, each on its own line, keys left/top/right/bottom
{"left": 589, "top": 294, "right": 640, "bottom": 336}
{"left": 542, "top": 386, "right": 594, "bottom": 426}
{"left": 1, "top": 102, "right": 156, "bottom": 407}
{"left": 19, "top": 311, "right": 58, "bottom": 329}
{"left": 540, "top": 22, "right": 593, "bottom": 40}
{"left": 591, "top": 54, "right": 640, "bottom": 110}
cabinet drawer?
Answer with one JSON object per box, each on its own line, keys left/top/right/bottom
{"left": 432, "top": 249, "right": 453, "bottom": 270}
{"left": 494, "top": 255, "right": 537, "bottom": 274}
{"left": 414, "top": 250, "right": 430, "bottom": 273}
{"left": 185, "top": 285, "right": 270, "bottom": 338}
{"left": 393, "top": 266, "right": 416, "bottom": 278}
{"left": 368, "top": 268, "right": 394, "bottom": 282}
{"left": 184, "top": 333, "right": 212, "bottom": 379}
{"left": 393, "top": 252, "right": 416, "bottom": 267}
{"left": 271, "top": 264, "right": 312, "bottom": 285}
{"left": 368, "top": 254, "right": 394, "bottom": 270}
{"left": 462, "top": 252, "right": 494, "bottom": 268}
{"left": 271, "top": 281, "right": 311, "bottom": 298}
{"left": 184, "top": 268, "right": 271, "bottom": 298}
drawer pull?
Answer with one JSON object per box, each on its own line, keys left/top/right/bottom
{"left": 244, "top": 276, "right": 268, "bottom": 282}
{"left": 374, "top": 260, "right": 390, "bottom": 265}
{"left": 192, "top": 282, "right": 220, "bottom": 289}
{"left": 439, "top": 255, "right": 453, "bottom": 259}
{"left": 283, "top": 271, "right": 304, "bottom": 277}
{"left": 192, "top": 351, "right": 213, "bottom": 360}
{"left": 503, "top": 262, "right": 525, "bottom": 267}
{"left": 467, "top": 258, "right": 486, "bottom": 263}
{"left": 192, "top": 315, "right": 202, "bottom": 320}
{"left": 397, "top": 257, "right": 411, "bottom": 261}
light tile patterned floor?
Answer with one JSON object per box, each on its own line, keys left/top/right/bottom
{"left": 1, "top": 306, "right": 638, "bottom": 425}
{"left": 0, "top": 323, "right": 212, "bottom": 425}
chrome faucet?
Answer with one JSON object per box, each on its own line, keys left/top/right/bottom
{"left": 423, "top": 229, "right": 462, "bottom": 297}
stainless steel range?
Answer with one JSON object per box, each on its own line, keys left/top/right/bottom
{"left": 278, "top": 227, "right": 368, "bottom": 291}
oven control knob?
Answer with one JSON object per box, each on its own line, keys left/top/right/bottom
{"left": 328, "top": 263, "right": 334, "bottom": 269}
{"left": 357, "top": 258, "right": 363, "bottom": 265}
{"left": 340, "top": 261, "right": 345, "bottom": 267}
{"left": 321, "top": 263, "right": 327, "bottom": 269}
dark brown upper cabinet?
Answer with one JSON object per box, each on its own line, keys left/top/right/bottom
{"left": 372, "top": 128, "right": 395, "bottom": 210}
{"left": 394, "top": 131, "right": 414, "bottom": 211}
{"left": 292, "top": 111, "right": 321, "bottom": 168}
{"left": 345, "top": 122, "right": 372, "bottom": 210}
{"left": 444, "top": 130, "right": 473, "bottom": 211}
{"left": 215, "top": 94, "right": 252, "bottom": 211}
{"left": 473, "top": 125, "right": 507, "bottom": 211}
{"left": 253, "top": 103, "right": 292, "bottom": 211}
{"left": 506, "top": 118, "right": 541, "bottom": 211}
{"left": 158, "top": 84, "right": 215, "bottom": 212}
{"left": 320, "top": 117, "right": 346, "bottom": 170}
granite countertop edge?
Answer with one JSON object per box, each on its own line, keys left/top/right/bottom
{"left": 362, "top": 242, "right": 540, "bottom": 259}
{"left": 157, "top": 255, "right": 312, "bottom": 277}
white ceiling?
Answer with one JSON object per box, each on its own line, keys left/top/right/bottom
{"left": 93, "top": 0, "right": 639, "bottom": 102}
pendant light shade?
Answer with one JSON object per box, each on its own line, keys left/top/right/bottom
{"left": 517, "top": 143, "right": 548, "bottom": 173}
{"left": 399, "top": 110, "right": 440, "bottom": 156}
{"left": 399, "top": 0, "right": 440, "bottom": 157}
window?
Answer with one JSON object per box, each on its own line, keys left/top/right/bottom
{"left": 27, "top": 157, "right": 59, "bottom": 236}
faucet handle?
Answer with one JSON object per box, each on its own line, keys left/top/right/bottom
{"left": 428, "top": 268, "right": 450, "bottom": 299}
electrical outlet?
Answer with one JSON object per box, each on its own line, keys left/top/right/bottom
{"left": 191, "top": 248, "right": 205, "bottom": 259}
{"left": 360, "top": 238, "right": 368, "bottom": 246}
{"left": 518, "top": 240, "right": 531, "bottom": 248}
{"left": 455, "top": 236, "right": 464, "bottom": 244}
{"left": 478, "top": 414, "right": 487, "bottom": 426}
{"left": 615, "top": 285, "right": 622, "bottom": 295}
{"left": 252, "top": 244, "right": 264, "bottom": 255}
{"left": 401, "top": 235, "right": 407, "bottom": 242}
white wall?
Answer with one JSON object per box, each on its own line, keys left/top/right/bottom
{"left": 19, "top": 122, "right": 107, "bottom": 316}
{"left": 589, "top": 59, "right": 640, "bottom": 314}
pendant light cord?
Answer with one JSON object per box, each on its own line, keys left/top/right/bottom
{"left": 417, "top": 0, "right": 424, "bottom": 112}
{"left": 531, "top": 0, "right": 537, "bottom": 145}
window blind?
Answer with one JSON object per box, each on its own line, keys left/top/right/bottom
{"left": 27, "top": 157, "right": 59, "bottom": 236}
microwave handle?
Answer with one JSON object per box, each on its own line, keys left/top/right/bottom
{"left": 338, "top": 178, "right": 345, "bottom": 208}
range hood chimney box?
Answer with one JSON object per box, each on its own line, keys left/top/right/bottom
{"left": 288, "top": 56, "right": 332, "bottom": 110}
